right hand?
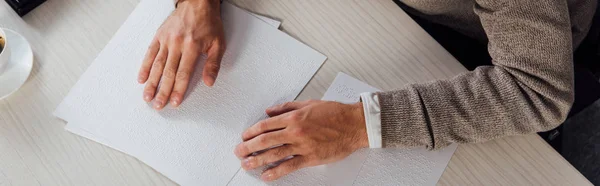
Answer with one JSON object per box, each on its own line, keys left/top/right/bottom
{"left": 138, "top": 0, "right": 226, "bottom": 110}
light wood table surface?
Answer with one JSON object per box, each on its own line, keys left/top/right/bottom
{"left": 0, "top": 0, "right": 591, "bottom": 185}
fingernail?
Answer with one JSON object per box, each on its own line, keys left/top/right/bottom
{"left": 143, "top": 93, "right": 152, "bottom": 102}
{"left": 261, "top": 173, "right": 274, "bottom": 181}
{"left": 171, "top": 98, "right": 180, "bottom": 107}
{"left": 137, "top": 77, "right": 144, "bottom": 83}
{"left": 242, "top": 157, "right": 255, "bottom": 170}
{"left": 153, "top": 100, "right": 163, "bottom": 109}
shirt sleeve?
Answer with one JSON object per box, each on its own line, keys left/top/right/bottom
{"left": 361, "top": 92, "right": 383, "bottom": 148}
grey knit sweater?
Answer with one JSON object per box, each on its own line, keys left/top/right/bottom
{"left": 381, "top": 0, "right": 597, "bottom": 150}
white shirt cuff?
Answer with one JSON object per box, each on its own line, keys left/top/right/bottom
{"left": 360, "top": 92, "right": 382, "bottom": 148}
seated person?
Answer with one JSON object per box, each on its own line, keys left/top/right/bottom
{"left": 136, "top": 0, "right": 597, "bottom": 181}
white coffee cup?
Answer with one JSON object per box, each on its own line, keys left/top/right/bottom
{"left": 0, "top": 28, "right": 11, "bottom": 75}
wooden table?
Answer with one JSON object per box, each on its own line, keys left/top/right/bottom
{"left": 0, "top": 0, "right": 591, "bottom": 185}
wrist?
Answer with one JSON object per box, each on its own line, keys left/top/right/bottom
{"left": 351, "top": 102, "right": 369, "bottom": 150}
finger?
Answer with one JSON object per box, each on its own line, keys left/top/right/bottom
{"left": 139, "top": 39, "right": 160, "bottom": 84}
{"left": 153, "top": 47, "right": 182, "bottom": 110}
{"left": 242, "top": 145, "right": 295, "bottom": 170}
{"left": 143, "top": 44, "right": 168, "bottom": 102}
{"left": 170, "top": 44, "right": 200, "bottom": 107}
{"left": 202, "top": 41, "right": 225, "bottom": 87}
{"left": 261, "top": 156, "right": 308, "bottom": 182}
{"left": 265, "top": 100, "right": 314, "bottom": 117}
{"left": 235, "top": 130, "right": 288, "bottom": 159}
{"left": 241, "top": 115, "right": 289, "bottom": 141}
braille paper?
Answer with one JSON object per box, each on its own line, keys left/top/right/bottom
{"left": 54, "top": 0, "right": 325, "bottom": 185}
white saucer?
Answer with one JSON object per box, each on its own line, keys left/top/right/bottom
{"left": 0, "top": 29, "right": 33, "bottom": 100}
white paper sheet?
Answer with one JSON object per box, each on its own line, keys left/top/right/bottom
{"left": 53, "top": 0, "right": 325, "bottom": 185}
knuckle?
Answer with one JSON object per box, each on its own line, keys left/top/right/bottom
{"left": 170, "top": 91, "right": 181, "bottom": 98}
{"left": 215, "top": 41, "right": 226, "bottom": 51}
{"left": 139, "top": 67, "right": 150, "bottom": 74}
{"left": 143, "top": 90, "right": 155, "bottom": 97}
{"left": 153, "top": 57, "right": 166, "bottom": 66}
{"left": 163, "top": 69, "right": 177, "bottom": 79}
{"left": 257, "top": 120, "right": 269, "bottom": 132}
{"left": 291, "top": 127, "right": 305, "bottom": 137}
{"left": 257, "top": 135, "right": 268, "bottom": 145}
{"left": 241, "top": 131, "right": 251, "bottom": 141}
{"left": 175, "top": 70, "right": 191, "bottom": 81}
{"left": 152, "top": 61, "right": 163, "bottom": 69}
{"left": 150, "top": 80, "right": 159, "bottom": 88}
{"left": 288, "top": 159, "right": 302, "bottom": 169}
{"left": 171, "top": 33, "right": 184, "bottom": 41}
{"left": 156, "top": 90, "right": 169, "bottom": 98}
{"left": 183, "top": 39, "right": 197, "bottom": 47}
{"left": 138, "top": 73, "right": 148, "bottom": 79}
{"left": 157, "top": 35, "right": 168, "bottom": 43}
{"left": 287, "top": 111, "right": 304, "bottom": 122}
{"left": 282, "top": 102, "right": 293, "bottom": 109}
{"left": 145, "top": 81, "right": 158, "bottom": 90}
{"left": 153, "top": 35, "right": 163, "bottom": 43}
{"left": 273, "top": 148, "right": 287, "bottom": 158}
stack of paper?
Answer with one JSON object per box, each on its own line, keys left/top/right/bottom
{"left": 55, "top": 0, "right": 457, "bottom": 185}
{"left": 55, "top": 0, "right": 327, "bottom": 185}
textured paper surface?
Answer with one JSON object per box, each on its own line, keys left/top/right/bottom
{"left": 228, "top": 73, "right": 456, "bottom": 185}
{"left": 53, "top": 0, "right": 325, "bottom": 185}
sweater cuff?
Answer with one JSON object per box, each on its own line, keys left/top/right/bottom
{"left": 360, "top": 92, "right": 382, "bottom": 148}
{"left": 377, "top": 87, "right": 434, "bottom": 149}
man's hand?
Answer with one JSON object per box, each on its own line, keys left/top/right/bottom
{"left": 138, "top": 0, "right": 225, "bottom": 110}
{"left": 234, "top": 100, "right": 369, "bottom": 181}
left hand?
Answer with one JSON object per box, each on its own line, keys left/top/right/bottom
{"left": 138, "top": 0, "right": 225, "bottom": 110}
{"left": 234, "top": 100, "right": 369, "bottom": 181}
